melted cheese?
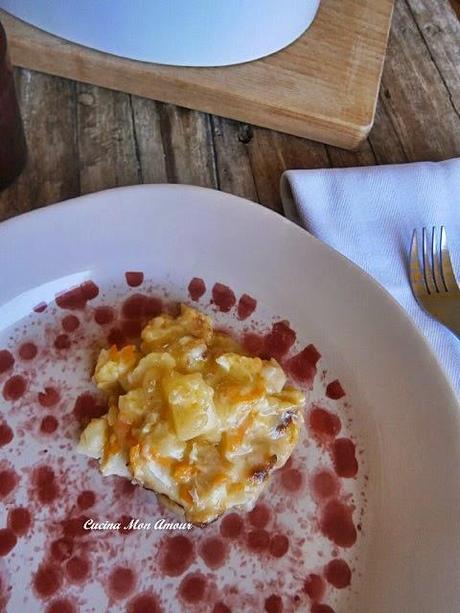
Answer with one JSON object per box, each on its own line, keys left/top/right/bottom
{"left": 78, "top": 304, "right": 304, "bottom": 524}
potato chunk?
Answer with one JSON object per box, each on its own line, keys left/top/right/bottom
{"left": 163, "top": 372, "right": 218, "bottom": 441}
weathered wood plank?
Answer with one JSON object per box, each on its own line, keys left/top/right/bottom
{"left": 377, "top": 0, "right": 460, "bottom": 162}
{"left": 246, "top": 129, "right": 330, "bottom": 213}
{"left": 0, "top": 68, "right": 79, "bottom": 221}
{"left": 406, "top": 0, "right": 460, "bottom": 115}
{"left": 326, "top": 141, "right": 377, "bottom": 169}
{"left": 158, "top": 103, "right": 218, "bottom": 188}
{"left": 76, "top": 83, "right": 140, "bottom": 194}
{"left": 210, "top": 118, "right": 258, "bottom": 202}
{"left": 130, "top": 96, "right": 167, "bottom": 184}
{"left": 367, "top": 94, "right": 409, "bottom": 166}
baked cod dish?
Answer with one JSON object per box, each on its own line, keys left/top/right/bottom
{"left": 78, "top": 304, "right": 305, "bottom": 524}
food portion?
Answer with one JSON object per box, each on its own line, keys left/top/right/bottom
{"left": 78, "top": 304, "right": 305, "bottom": 524}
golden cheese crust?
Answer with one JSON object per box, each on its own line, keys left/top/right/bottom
{"left": 78, "top": 304, "right": 304, "bottom": 524}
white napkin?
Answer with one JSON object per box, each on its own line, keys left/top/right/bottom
{"left": 280, "top": 158, "right": 460, "bottom": 395}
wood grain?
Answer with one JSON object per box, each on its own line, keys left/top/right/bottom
{"left": 76, "top": 84, "right": 140, "bottom": 194}
{"left": 378, "top": 0, "right": 460, "bottom": 162}
{"left": 158, "top": 104, "right": 218, "bottom": 188}
{"left": 0, "top": 0, "right": 394, "bottom": 151}
{"left": 210, "top": 118, "right": 258, "bottom": 202}
{"left": 246, "top": 129, "right": 330, "bottom": 213}
{"left": 406, "top": 0, "right": 460, "bottom": 115}
{"left": 130, "top": 97, "right": 167, "bottom": 185}
{"left": 0, "top": 69, "right": 79, "bottom": 221}
{"left": 0, "top": 0, "right": 459, "bottom": 222}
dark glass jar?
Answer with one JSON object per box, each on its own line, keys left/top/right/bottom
{"left": 0, "top": 20, "right": 27, "bottom": 191}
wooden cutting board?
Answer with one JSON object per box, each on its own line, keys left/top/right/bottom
{"left": 1, "top": 0, "right": 394, "bottom": 150}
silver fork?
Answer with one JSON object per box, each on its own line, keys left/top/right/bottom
{"left": 409, "top": 227, "right": 460, "bottom": 338}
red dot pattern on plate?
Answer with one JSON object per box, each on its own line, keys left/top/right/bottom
{"left": 55, "top": 281, "right": 99, "bottom": 310}
{"left": 119, "top": 515, "right": 135, "bottom": 535}
{"left": 32, "top": 466, "right": 59, "bottom": 504}
{"left": 248, "top": 503, "right": 271, "bottom": 528}
{"left": 160, "top": 535, "right": 195, "bottom": 577}
{"left": 61, "top": 516, "right": 90, "bottom": 539}
{"left": 213, "top": 603, "right": 231, "bottom": 613}
{"left": 332, "top": 439, "right": 358, "bottom": 478}
{"left": 286, "top": 344, "right": 321, "bottom": 387}
{"left": 311, "top": 605, "right": 336, "bottom": 613}
{"left": 247, "top": 529, "right": 270, "bottom": 552}
{"left": 188, "top": 277, "right": 206, "bottom": 301}
{"left": 8, "top": 507, "right": 32, "bottom": 536}
{"left": 179, "top": 573, "right": 207, "bottom": 603}
{"left": 220, "top": 513, "right": 243, "bottom": 539}
{"left": 54, "top": 334, "right": 71, "bottom": 350}
{"left": 0, "top": 275, "right": 363, "bottom": 612}
{"left": 144, "top": 296, "right": 163, "bottom": 318}
{"left": 0, "top": 422, "right": 13, "bottom": 447}
{"left": 38, "top": 387, "right": 60, "bottom": 407}
{"left": 0, "top": 529, "right": 17, "bottom": 556}
{"left": 127, "top": 592, "right": 161, "bottom": 613}
{"left": 62, "top": 315, "right": 80, "bottom": 333}
{"left": 33, "top": 564, "right": 63, "bottom": 598}
{"left": 73, "top": 393, "right": 106, "bottom": 425}
{"left": 107, "top": 327, "right": 126, "bottom": 348}
{"left": 77, "top": 490, "right": 96, "bottom": 510}
{"left": 242, "top": 332, "right": 265, "bottom": 356}
{"left": 40, "top": 415, "right": 58, "bottom": 434}
{"left": 264, "top": 321, "right": 296, "bottom": 360}
{"left": 50, "top": 538, "right": 74, "bottom": 562}
{"left": 0, "top": 350, "right": 14, "bottom": 373}
{"left": 46, "top": 598, "right": 76, "bottom": 613}
{"left": 3, "top": 375, "right": 27, "bottom": 401}
{"left": 121, "top": 319, "right": 142, "bottom": 339}
{"left": 121, "top": 294, "right": 148, "bottom": 319}
{"left": 303, "top": 573, "right": 325, "bottom": 601}
{"left": 324, "top": 558, "right": 352, "bottom": 588}
{"left": 265, "top": 594, "right": 283, "bottom": 613}
{"left": 19, "top": 342, "right": 38, "bottom": 360}
{"left": 199, "top": 537, "right": 228, "bottom": 570}
{"left": 33, "top": 302, "right": 47, "bottom": 313}
{"left": 311, "top": 470, "right": 340, "bottom": 501}
{"left": 66, "top": 556, "right": 90, "bottom": 583}
{"left": 94, "top": 306, "right": 114, "bottom": 325}
{"left": 0, "top": 469, "right": 18, "bottom": 498}
{"left": 125, "top": 272, "right": 144, "bottom": 287}
{"left": 281, "top": 468, "right": 303, "bottom": 492}
{"left": 326, "top": 380, "right": 345, "bottom": 400}
{"left": 269, "top": 534, "right": 289, "bottom": 558}
{"left": 108, "top": 566, "right": 136, "bottom": 599}
{"left": 237, "top": 293, "right": 257, "bottom": 320}
{"left": 211, "top": 283, "right": 236, "bottom": 312}
{"left": 309, "top": 407, "right": 341, "bottom": 443}
{"left": 320, "top": 500, "right": 357, "bottom": 548}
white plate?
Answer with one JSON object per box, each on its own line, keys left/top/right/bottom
{"left": 0, "top": 0, "right": 320, "bottom": 67}
{"left": 0, "top": 184, "right": 459, "bottom": 613}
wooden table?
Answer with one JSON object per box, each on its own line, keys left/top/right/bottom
{"left": 0, "top": 0, "right": 459, "bottom": 221}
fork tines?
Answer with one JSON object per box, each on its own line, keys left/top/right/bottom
{"left": 410, "top": 226, "right": 459, "bottom": 296}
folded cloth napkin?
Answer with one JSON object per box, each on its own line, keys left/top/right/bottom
{"left": 280, "top": 158, "right": 460, "bottom": 395}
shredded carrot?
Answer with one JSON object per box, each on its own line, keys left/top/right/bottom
{"left": 129, "top": 444, "right": 141, "bottom": 467}
{"left": 152, "top": 452, "right": 174, "bottom": 469}
{"left": 172, "top": 461, "right": 196, "bottom": 481}
{"left": 179, "top": 484, "right": 193, "bottom": 505}
{"left": 120, "top": 345, "right": 136, "bottom": 360}
{"left": 228, "top": 482, "right": 243, "bottom": 494}
{"left": 210, "top": 473, "right": 227, "bottom": 486}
